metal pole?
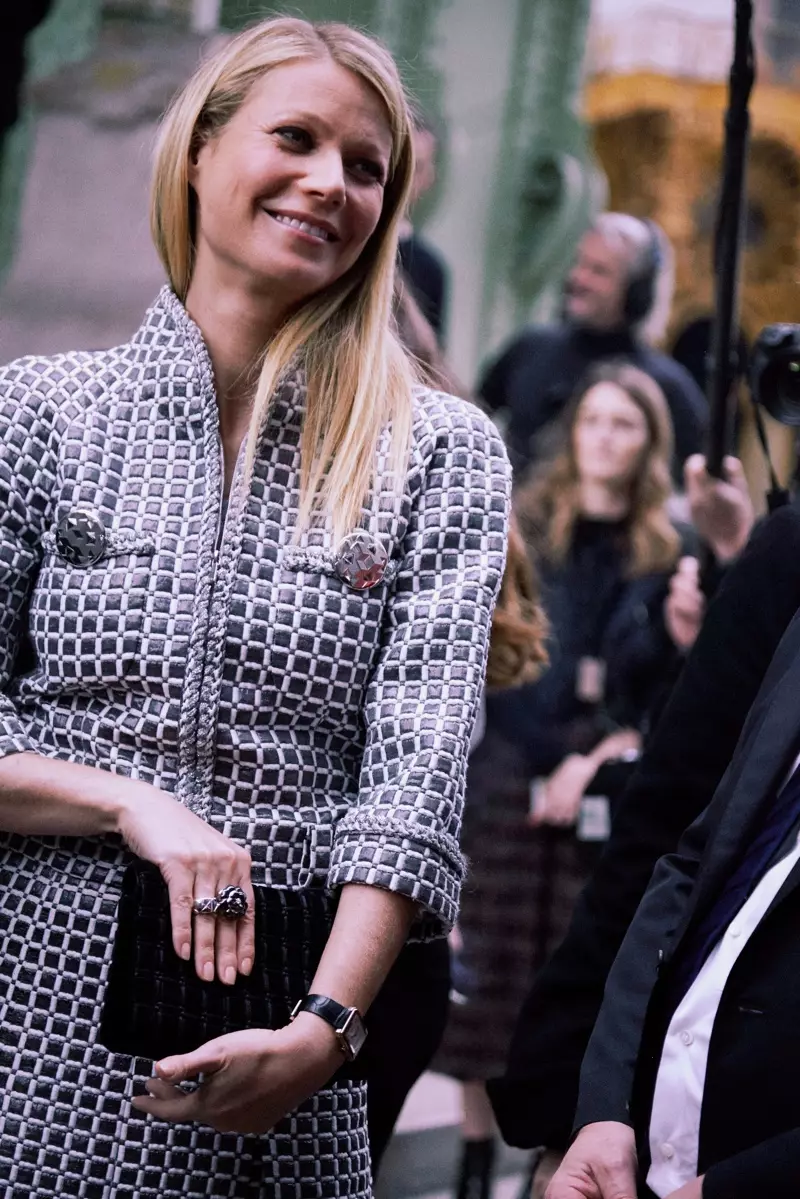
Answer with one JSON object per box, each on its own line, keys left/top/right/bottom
{"left": 705, "top": 0, "right": 755, "bottom": 477}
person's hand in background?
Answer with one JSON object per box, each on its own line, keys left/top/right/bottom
{"left": 684, "top": 455, "right": 754, "bottom": 565}
{"left": 665, "top": 557, "right": 705, "bottom": 651}
{"left": 545, "top": 1121, "right": 637, "bottom": 1199}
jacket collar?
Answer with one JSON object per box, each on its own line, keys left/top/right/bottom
{"left": 129, "top": 287, "right": 305, "bottom": 431}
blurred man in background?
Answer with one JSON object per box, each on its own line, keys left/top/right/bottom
{"left": 398, "top": 111, "right": 449, "bottom": 345}
{"left": 479, "top": 213, "right": 707, "bottom": 483}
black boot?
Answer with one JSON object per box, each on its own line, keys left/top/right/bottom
{"left": 455, "top": 1137, "right": 496, "bottom": 1199}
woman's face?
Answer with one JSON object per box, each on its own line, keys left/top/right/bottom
{"left": 188, "top": 57, "right": 394, "bottom": 307}
{"left": 572, "top": 382, "right": 650, "bottom": 488}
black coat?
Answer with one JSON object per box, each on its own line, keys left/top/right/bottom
{"left": 487, "top": 498, "right": 800, "bottom": 1152}
{"left": 489, "top": 517, "right": 679, "bottom": 777}
{"left": 578, "top": 602, "right": 800, "bottom": 1198}
{"left": 398, "top": 233, "right": 448, "bottom": 343}
{"left": 478, "top": 324, "right": 707, "bottom": 483}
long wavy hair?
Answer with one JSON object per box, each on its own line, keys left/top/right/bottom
{"left": 150, "top": 17, "right": 418, "bottom": 540}
{"left": 486, "top": 513, "right": 549, "bottom": 690}
{"left": 517, "top": 361, "right": 680, "bottom": 578}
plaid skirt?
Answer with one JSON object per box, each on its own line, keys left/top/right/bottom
{"left": 434, "top": 730, "right": 594, "bottom": 1082}
{"left": 0, "top": 842, "right": 371, "bottom": 1198}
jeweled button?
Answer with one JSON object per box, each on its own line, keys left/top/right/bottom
{"left": 54, "top": 509, "right": 107, "bottom": 567}
{"left": 335, "top": 530, "right": 390, "bottom": 591}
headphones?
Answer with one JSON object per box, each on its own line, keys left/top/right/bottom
{"left": 623, "top": 219, "right": 663, "bottom": 325}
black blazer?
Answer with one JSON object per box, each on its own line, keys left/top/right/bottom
{"left": 488, "top": 499, "right": 800, "bottom": 1151}
{"left": 577, "top": 604, "right": 800, "bottom": 1198}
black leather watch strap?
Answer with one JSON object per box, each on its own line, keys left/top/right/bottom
{"left": 291, "top": 993, "right": 368, "bottom": 1061}
{"left": 301, "top": 994, "right": 350, "bottom": 1029}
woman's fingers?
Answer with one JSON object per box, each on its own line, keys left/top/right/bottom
{"left": 214, "top": 887, "right": 241, "bottom": 987}
{"left": 193, "top": 864, "right": 219, "bottom": 983}
{"left": 212, "top": 848, "right": 253, "bottom": 984}
{"left": 163, "top": 862, "right": 195, "bottom": 963}
{"left": 132, "top": 1083, "right": 201, "bottom": 1122}
{"left": 157, "top": 1037, "right": 229, "bottom": 1082}
{"left": 235, "top": 862, "right": 256, "bottom": 977}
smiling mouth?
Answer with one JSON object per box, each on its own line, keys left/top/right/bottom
{"left": 266, "top": 212, "right": 338, "bottom": 243}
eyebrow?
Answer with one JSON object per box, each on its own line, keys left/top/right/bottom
{"left": 266, "top": 110, "right": 391, "bottom": 159}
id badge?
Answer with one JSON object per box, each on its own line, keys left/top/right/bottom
{"left": 576, "top": 657, "right": 606, "bottom": 703}
{"left": 577, "top": 795, "right": 611, "bottom": 842}
{"left": 529, "top": 778, "right": 547, "bottom": 819}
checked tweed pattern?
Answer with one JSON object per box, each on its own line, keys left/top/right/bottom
{"left": 0, "top": 289, "right": 510, "bottom": 1197}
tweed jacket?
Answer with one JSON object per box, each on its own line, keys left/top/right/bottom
{"left": 0, "top": 288, "right": 510, "bottom": 935}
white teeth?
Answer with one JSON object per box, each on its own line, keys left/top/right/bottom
{"left": 271, "top": 213, "right": 332, "bottom": 241}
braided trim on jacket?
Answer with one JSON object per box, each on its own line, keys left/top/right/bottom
{"left": 335, "top": 808, "right": 467, "bottom": 876}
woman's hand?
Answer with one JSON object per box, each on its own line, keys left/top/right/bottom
{"left": 131, "top": 1012, "right": 344, "bottom": 1134}
{"left": 115, "top": 784, "right": 255, "bottom": 987}
{"left": 530, "top": 755, "right": 597, "bottom": 827}
{"left": 530, "top": 731, "right": 641, "bottom": 828}
{"left": 0, "top": 754, "right": 255, "bottom": 986}
{"left": 665, "top": 557, "right": 705, "bottom": 651}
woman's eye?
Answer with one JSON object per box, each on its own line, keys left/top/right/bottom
{"left": 349, "top": 159, "right": 385, "bottom": 183}
{"left": 275, "top": 126, "right": 312, "bottom": 150}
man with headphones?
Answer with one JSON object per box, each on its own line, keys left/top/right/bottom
{"left": 480, "top": 213, "right": 708, "bottom": 483}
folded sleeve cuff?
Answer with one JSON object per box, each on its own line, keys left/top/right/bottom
{"left": 328, "top": 811, "right": 466, "bottom": 939}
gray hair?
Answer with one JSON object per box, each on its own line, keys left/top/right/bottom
{"left": 590, "top": 212, "right": 676, "bottom": 345}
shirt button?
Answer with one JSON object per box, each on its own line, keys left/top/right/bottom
{"left": 680, "top": 1030, "right": 694, "bottom": 1046}
{"left": 729, "top": 926, "right": 742, "bottom": 938}
{"left": 661, "top": 1144, "right": 675, "bottom": 1160}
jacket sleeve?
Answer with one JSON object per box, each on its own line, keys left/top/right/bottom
{"left": 327, "top": 402, "right": 511, "bottom": 936}
{"left": 703, "top": 1129, "right": 800, "bottom": 1199}
{"left": 0, "top": 367, "right": 60, "bottom": 757}
{"left": 487, "top": 499, "right": 800, "bottom": 1148}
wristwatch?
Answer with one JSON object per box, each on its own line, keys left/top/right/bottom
{"left": 291, "top": 993, "right": 368, "bottom": 1061}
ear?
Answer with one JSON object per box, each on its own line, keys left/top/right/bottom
{"left": 188, "top": 131, "right": 210, "bottom": 186}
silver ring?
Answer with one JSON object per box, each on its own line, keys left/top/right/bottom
{"left": 191, "top": 885, "right": 248, "bottom": 920}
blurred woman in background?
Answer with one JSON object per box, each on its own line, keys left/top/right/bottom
{"left": 436, "top": 361, "right": 688, "bottom": 1199}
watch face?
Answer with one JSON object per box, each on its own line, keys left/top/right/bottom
{"left": 339, "top": 1009, "right": 368, "bottom": 1059}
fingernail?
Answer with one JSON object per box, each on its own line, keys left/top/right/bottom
{"left": 202, "top": 962, "right": 214, "bottom": 982}
{"left": 180, "top": 942, "right": 191, "bottom": 961}
{"left": 241, "top": 958, "right": 252, "bottom": 976}
{"left": 224, "top": 965, "right": 236, "bottom": 986}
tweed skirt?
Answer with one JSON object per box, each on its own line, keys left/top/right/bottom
{"left": 434, "top": 731, "right": 594, "bottom": 1082}
{"left": 0, "top": 845, "right": 371, "bottom": 1199}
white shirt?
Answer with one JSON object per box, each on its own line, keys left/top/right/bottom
{"left": 647, "top": 828, "right": 800, "bottom": 1196}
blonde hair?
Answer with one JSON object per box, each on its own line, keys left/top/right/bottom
{"left": 150, "top": 16, "right": 418, "bottom": 539}
{"left": 517, "top": 361, "right": 680, "bottom": 578}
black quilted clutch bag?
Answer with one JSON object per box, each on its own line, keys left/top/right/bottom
{"left": 99, "top": 859, "right": 349, "bottom": 1068}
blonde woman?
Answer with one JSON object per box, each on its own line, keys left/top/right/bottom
{"left": 435, "top": 361, "right": 687, "bottom": 1199}
{"left": 0, "top": 17, "right": 510, "bottom": 1197}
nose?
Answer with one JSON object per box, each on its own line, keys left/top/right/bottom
{"left": 301, "top": 148, "right": 346, "bottom": 207}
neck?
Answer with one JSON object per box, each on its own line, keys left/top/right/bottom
{"left": 573, "top": 320, "right": 632, "bottom": 341}
{"left": 579, "top": 479, "right": 630, "bottom": 520}
{"left": 185, "top": 266, "right": 291, "bottom": 431}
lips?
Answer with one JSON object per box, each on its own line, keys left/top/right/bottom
{"left": 266, "top": 210, "right": 339, "bottom": 242}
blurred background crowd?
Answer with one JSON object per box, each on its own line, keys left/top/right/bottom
{"left": 2, "top": 1, "right": 800, "bottom": 1198}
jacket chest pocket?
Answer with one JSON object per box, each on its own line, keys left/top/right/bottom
{"left": 29, "top": 532, "right": 154, "bottom": 691}
{"left": 266, "top": 560, "right": 392, "bottom": 719}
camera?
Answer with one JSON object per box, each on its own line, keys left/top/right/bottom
{"left": 751, "top": 324, "right": 800, "bottom": 426}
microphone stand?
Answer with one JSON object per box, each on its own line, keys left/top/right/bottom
{"left": 705, "top": 0, "right": 755, "bottom": 479}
